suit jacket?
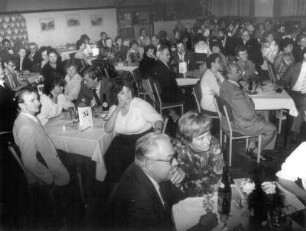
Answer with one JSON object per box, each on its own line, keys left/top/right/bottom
{"left": 220, "top": 80, "right": 266, "bottom": 136}
{"left": 76, "top": 80, "right": 111, "bottom": 107}
{"left": 238, "top": 38, "right": 263, "bottom": 66}
{"left": 15, "top": 56, "right": 32, "bottom": 72}
{"left": 112, "top": 163, "right": 184, "bottom": 230}
{"left": 0, "top": 84, "right": 17, "bottom": 132}
{"left": 222, "top": 36, "right": 240, "bottom": 57}
{"left": 171, "top": 50, "right": 196, "bottom": 71}
{"left": 292, "top": 43, "right": 304, "bottom": 63}
{"left": 152, "top": 60, "right": 184, "bottom": 103}
{"left": 13, "top": 112, "right": 70, "bottom": 186}
{"left": 280, "top": 62, "right": 302, "bottom": 89}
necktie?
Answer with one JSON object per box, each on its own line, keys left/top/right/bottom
{"left": 301, "top": 75, "right": 306, "bottom": 94}
{"left": 92, "top": 88, "right": 101, "bottom": 106}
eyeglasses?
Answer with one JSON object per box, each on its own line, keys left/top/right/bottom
{"left": 194, "top": 131, "right": 211, "bottom": 142}
{"left": 146, "top": 155, "right": 176, "bottom": 165}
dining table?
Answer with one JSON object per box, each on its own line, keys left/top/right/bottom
{"left": 172, "top": 178, "right": 305, "bottom": 231}
{"left": 115, "top": 63, "right": 139, "bottom": 73}
{"left": 44, "top": 114, "right": 115, "bottom": 181}
{"left": 249, "top": 83, "right": 298, "bottom": 117}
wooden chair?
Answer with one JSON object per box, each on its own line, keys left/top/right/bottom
{"left": 162, "top": 117, "right": 169, "bottom": 134}
{"left": 214, "top": 96, "right": 262, "bottom": 166}
{"left": 148, "top": 79, "right": 184, "bottom": 117}
{"left": 130, "top": 68, "right": 150, "bottom": 100}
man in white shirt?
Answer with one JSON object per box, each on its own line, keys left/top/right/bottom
{"left": 112, "top": 132, "right": 218, "bottom": 230}
{"left": 277, "top": 142, "right": 306, "bottom": 205}
{"left": 280, "top": 47, "right": 306, "bottom": 142}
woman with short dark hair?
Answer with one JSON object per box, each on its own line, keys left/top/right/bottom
{"left": 104, "top": 76, "right": 163, "bottom": 184}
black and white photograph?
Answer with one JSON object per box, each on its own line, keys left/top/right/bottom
{"left": 1, "top": 0, "right": 306, "bottom": 231}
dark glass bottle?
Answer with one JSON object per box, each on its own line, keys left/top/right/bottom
{"left": 102, "top": 94, "right": 109, "bottom": 112}
{"left": 218, "top": 166, "right": 232, "bottom": 216}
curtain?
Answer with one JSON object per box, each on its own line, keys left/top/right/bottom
{"left": 201, "top": 0, "right": 250, "bottom": 16}
{"left": 0, "top": 14, "right": 29, "bottom": 47}
{"left": 280, "top": 0, "right": 306, "bottom": 16}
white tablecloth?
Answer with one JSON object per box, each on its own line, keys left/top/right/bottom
{"left": 176, "top": 77, "right": 199, "bottom": 86}
{"left": 57, "top": 48, "right": 77, "bottom": 61}
{"left": 173, "top": 178, "right": 305, "bottom": 231}
{"left": 115, "top": 64, "right": 138, "bottom": 73}
{"left": 45, "top": 117, "right": 114, "bottom": 181}
{"left": 250, "top": 90, "right": 298, "bottom": 117}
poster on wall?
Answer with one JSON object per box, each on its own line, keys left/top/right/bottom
{"left": 90, "top": 14, "right": 103, "bottom": 26}
{"left": 66, "top": 14, "right": 80, "bottom": 27}
{"left": 40, "top": 18, "right": 55, "bottom": 31}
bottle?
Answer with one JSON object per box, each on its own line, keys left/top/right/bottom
{"left": 218, "top": 166, "right": 232, "bottom": 216}
{"left": 102, "top": 94, "right": 109, "bottom": 112}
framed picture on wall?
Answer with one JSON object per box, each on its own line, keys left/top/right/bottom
{"left": 66, "top": 14, "right": 80, "bottom": 27}
{"left": 90, "top": 14, "right": 103, "bottom": 26}
{"left": 40, "top": 18, "right": 55, "bottom": 31}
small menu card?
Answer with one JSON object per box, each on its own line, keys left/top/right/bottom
{"left": 78, "top": 107, "right": 93, "bottom": 129}
{"left": 179, "top": 61, "right": 187, "bottom": 74}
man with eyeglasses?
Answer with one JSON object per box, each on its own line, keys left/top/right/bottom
{"left": 111, "top": 132, "right": 218, "bottom": 230}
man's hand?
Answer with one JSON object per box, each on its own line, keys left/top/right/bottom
{"left": 170, "top": 167, "right": 186, "bottom": 185}
{"left": 199, "top": 212, "right": 218, "bottom": 230}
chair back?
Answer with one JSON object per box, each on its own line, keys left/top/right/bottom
{"left": 194, "top": 53, "right": 207, "bottom": 69}
{"left": 147, "top": 78, "right": 159, "bottom": 108}
{"left": 162, "top": 117, "right": 169, "bottom": 134}
{"left": 7, "top": 142, "right": 27, "bottom": 175}
{"left": 214, "top": 96, "right": 234, "bottom": 134}
{"left": 267, "top": 62, "right": 279, "bottom": 83}
{"left": 193, "top": 80, "right": 202, "bottom": 112}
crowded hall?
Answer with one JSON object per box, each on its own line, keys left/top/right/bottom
{"left": 2, "top": 0, "right": 306, "bottom": 230}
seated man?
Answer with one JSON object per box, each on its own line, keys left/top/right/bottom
{"left": 220, "top": 62, "right": 277, "bottom": 160}
{"left": 77, "top": 67, "right": 111, "bottom": 107}
{"left": 279, "top": 47, "right": 306, "bottom": 142}
{"left": 15, "top": 47, "right": 32, "bottom": 73}
{"left": 13, "top": 87, "right": 70, "bottom": 186}
{"left": 170, "top": 41, "right": 196, "bottom": 73}
{"left": 276, "top": 142, "right": 306, "bottom": 205}
{"left": 112, "top": 132, "right": 218, "bottom": 230}
{"left": 152, "top": 45, "right": 184, "bottom": 104}
{"left": 235, "top": 45, "right": 258, "bottom": 82}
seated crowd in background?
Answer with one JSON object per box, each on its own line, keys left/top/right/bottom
{"left": 2, "top": 13, "right": 306, "bottom": 230}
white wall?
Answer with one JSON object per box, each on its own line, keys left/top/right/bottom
{"left": 154, "top": 19, "right": 196, "bottom": 40}
{"left": 22, "top": 8, "right": 117, "bottom": 47}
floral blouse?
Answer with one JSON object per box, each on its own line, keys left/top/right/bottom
{"left": 173, "top": 136, "right": 224, "bottom": 197}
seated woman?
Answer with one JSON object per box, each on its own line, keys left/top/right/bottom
{"left": 37, "top": 77, "right": 74, "bottom": 125}
{"left": 41, "top": 48, "right": 65, "bottom": 95}
{"left": 64, "top": 60, "right": 83, "bottom": 102}
{"left": 114, "top": 35, "right": 128, "bottom": 62}
{"left": 79, "top": 34, "right": 92, "bottom": 57}
{"left": 74, "top": 39, "right": 87, "bottom": 60}
{"left": 104, "top": 77, "right": 163, "bottom": 184}
{"left": 174, "top": 111, "right": 224, "bottom": 196}
{"left": 126, "top": 40, "right": 142, "bottom": 64}
{"left": 273, "top": 38, "right": 295, "bottom": 80}
{"left": 99, "top": 37, "right": 117, "bottom": 63}
{"left": 35, "top": 46, "right": 50, "bottom": 72}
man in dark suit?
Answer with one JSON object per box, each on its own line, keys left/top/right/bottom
{"left": 171, "top": 41, "right": 196, "bottom": 72}
{"left": 15, "top": 47, "right": 32, "bottom": 73}
{"left": 153, "top": 45, "right": 184, "bottom": 104}
{"left": 237, "top": 30, "right": 263, "bottom": 72}
{"left": 112, "top": 132, "right": 218, "bottom": 230}
{"left": 218, "top": 28, "right": 239, "bottom": 57}
{"left": 292, "top": 34, "right": 306, "bottom": 63}
{"left": 77, "top": 67, "right": 110, "bottom": 106}
{"left": 220, "top": 62, "right": 277, "bottom": 160}
{"left": 0, "top": 67, "right": 17, "bottom": 133}
{"left": 280, "top": 47, "right": 306, "bottom": 141}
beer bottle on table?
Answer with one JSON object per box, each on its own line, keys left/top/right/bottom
{"left": 218, "top": 166, "right": 232, "bottom": 219}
